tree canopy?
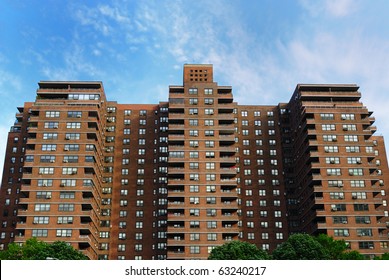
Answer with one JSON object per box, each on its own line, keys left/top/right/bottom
{"left": 208, "top": 240, "right": 270, "bottom": 260}
{"left": 272, "top": 233, "right": 365, "bottom": 260}
{"left": 272, "top": 233, "right": 329, "bottom": 260}
{"left": 0, "top": 238, "right": 88, "bottom": 260}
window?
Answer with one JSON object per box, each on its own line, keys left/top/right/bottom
{"left": 334, "top": 229, "right": 349, "bottom": 237}
{"left": 40, "top": 155, "right": 56, "bottom": 163}
{"left": 204, "top": 130, "right": 214, "bottom": 137}
{"left": 207, "top": 221, "right": 217, "bottom": 229}
{"left": 32, "top": 229, "right": 48, "bottom": 237}
{"left": 33, "top": 216, "right": 49, "bottom": 224}
{"left": 205, "top": 151, "right": 214, "bottom": 158}
{"left": 359, "top": 242, "right": 374, "bottom": 250}
{"left": 42, "top": 144, "right": 57, "bottom": 151}
{"left": 350, "top": 180, "right": 365, "bottom": 188}
{"left": 189, "top": 88, "right": 198, "bottom": 95}
{"left": 204, "top": 109, "right": 214, "bottom": 115}
{"left": 190, "top": 233, "right": 200, "bottom": 241}
{"left": 346, "top": 146, "right": 360, "bottom": 153}
{"left": 189, "top": 119, "right": 198, "bottom": 126}
{"left": 189, "top": 130, "right": 198, "bottom": 137}
{"left": 349, "top": 168, "right": 363, "bottom": 176}
{"left": 324, "top": 146, "right": 339, "bottom": 153}
{"left": 189, "top": 162, "right": 199, "bottom": 169}
{"left": 66, "top": 122, "right": 81, "bottom": 129}
{"left": 190, "top": 197, "right": 200, "bottom": 204}
{"left": 59, "top": 192, "right": 75, "bottom": 199}
{"left": 58, "top": 204, "right": 74, "bottom": 211}
{"left": 190, "top": 246, "right": 200, "bottom": 254}
{"left": 205, "top": 163, "right": 215, "bottom": 170}
{"left": 189, "top": 98, "right": 198, "bottom": 105}
{"left": 38, "top": 167, "right": 54, "bottom": 175}
{"left": 64, "top": 144, "right": 79, "bottom": 151}
{"left": 62, "top": 167, "right": 77, "bottom": 175}
{"left": 46, "top": 111, "right": 60, "bottom": 118}
{"left": 341, "top": 113, "right": 355, "bottom": 120}
{"left": 320, "top": 113, "right": 334, "bottom": 120}
{"left": 56, "top": 229, "right": 72, "bottom": 237}
{"left": 342, "top": 124, "right": 357, "bottom": 131}
{"left": 43, "top": 133, "right": 58, "bottom": 140}
{"left": 354, "top": 204, "right": 369, "bottom": 211}
{"left": 204, "top": 98, "right": 213, "bottom": 105}
{"left": 57, "top": 216, "right": 73, "bottom": 224}
{"left": 326, "top": 157, "right": 340, "bottom": 164}
{"left": 322, "top": 124, "right": 336, "bottom": 131}
{"left": 323, "top": 134, "right": 337, "bottom": 142}
{"left": 204, "top": 88, "right": 213, "bottom": 95}
{"left": 189, "top": 108, "right": 198, "bottom": 115}
{"left": 205, "top": 140, "right": 214, "bottom": 147}
{"left": 352, "top": 192, "right": 367, "bottom": 200}
{"left": 344, "top": 135, "right": 358, "bottom": 142}
{"left": 34, "top": 204, "right": 50, "bottom": 211}
{"left": 204, "top": 119, "right": 214, "bottom": 126}
{"left": 327, "top": 168, "right": 341, "bottom": 176}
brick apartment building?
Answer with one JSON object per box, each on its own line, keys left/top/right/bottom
{"left": 0, "top": 64, "right": 388, "bottom": 259}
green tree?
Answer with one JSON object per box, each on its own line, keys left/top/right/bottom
{"left": 374, "top": 253, "right": 389, "bottom": 260}
{"left": 316, "top": 234, "right": 364, "bottom": 260}
{"left": 272, "top": 233, "right": 329, "bottom": 260}
{"left": 315, "top": 234, "right": 348, "bottom": 259}
{"left": 340, "top": 250, "right": 365, "bottom": 260}
{"left": 208, "top": 240, "right": 270, "bottom": 260}
{"left": 0, "top": 238, "right": 88, "bottom": 260}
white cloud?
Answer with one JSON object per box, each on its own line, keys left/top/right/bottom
{"left": 299, "top": 0, "right": 359, "bottom": 18}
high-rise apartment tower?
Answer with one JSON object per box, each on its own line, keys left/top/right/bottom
{"left": 0, "top": 65, "right": 388, "bottom": 259}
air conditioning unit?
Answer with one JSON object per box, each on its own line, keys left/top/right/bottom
{"left": 65, "top": 136, "right": 70, "bottom": 140}
{"left": 63, "top": 159, "right": 68, "bottom": 163}
{"left": 64, "top": 148, "right": 69, "bottom": 151}
{"left": 53, "top": 126, "right": 58, "bottom": 129}
{"left": 342, "top": 221, "right": 348, "bottom": 224}
{"left": 50, "top": 160, "right": 55, "bottom": 163}
{"left": 76, "top": 115, "right": 82, "bottom": 118}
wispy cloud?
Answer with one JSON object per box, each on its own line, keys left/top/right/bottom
{"left": 299, "top": 0, "right": 360, "bottom": 18}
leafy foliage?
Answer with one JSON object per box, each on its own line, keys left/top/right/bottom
{"left": 272, "top": 233, "right": 365, "bottom": 260}
{"left": 0, "top": 238, "right": 88, "bottom": 260}
{"left": 208, "top": 240, "right": 270, "bottom": 260}
{"left": 272, "top": 233, "right": 329, "bottom": 260}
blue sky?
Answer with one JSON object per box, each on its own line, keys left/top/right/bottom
{"left": 1, "top": 0, "right": 389, "bottom": 178}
